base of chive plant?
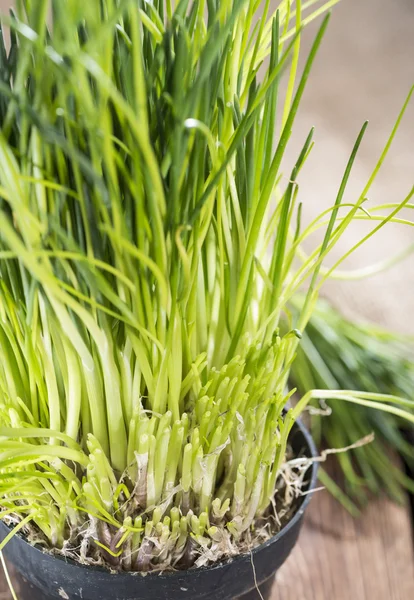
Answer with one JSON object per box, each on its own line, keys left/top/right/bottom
{"left": 0, "top": 420, "right": 317, "bottom": 600}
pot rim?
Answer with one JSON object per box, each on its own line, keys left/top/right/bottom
{"left": 2, "top": 417, "right": 318, "bottom": 580}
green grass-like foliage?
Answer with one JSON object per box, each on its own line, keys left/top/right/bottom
{"left": 0, "top": 0, "right": 412, "bottom": 571}
{"left": 289, "top": 297, "right": 414, "bottom": 513}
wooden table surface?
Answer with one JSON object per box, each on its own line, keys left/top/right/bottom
{"left": 271, "top": 485, "right": 414, "bottom": 600}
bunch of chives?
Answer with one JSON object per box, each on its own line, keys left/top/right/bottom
{"left": 289, "top": 296, "right": 414, "bottom": 514}
{"left": 0, "top": 0, "right": 412, "bottom": 571}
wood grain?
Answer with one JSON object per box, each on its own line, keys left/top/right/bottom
{"left": 271, "top": 484, "right": 414, "bottom": 600}
{"left": 0, "top": 563, "right": 18, "bottom": 599}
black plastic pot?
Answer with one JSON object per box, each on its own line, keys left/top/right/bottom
{"left": 0, "top": 419, "right": 317, "bottom": 600}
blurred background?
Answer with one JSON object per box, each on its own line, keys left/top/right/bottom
{"left": 279, "top": 0, "right": 414, "bottom": 334}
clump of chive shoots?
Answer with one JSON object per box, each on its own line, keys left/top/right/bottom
{"left": 0, "top": 0, "right": 413, "bottom": 572}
